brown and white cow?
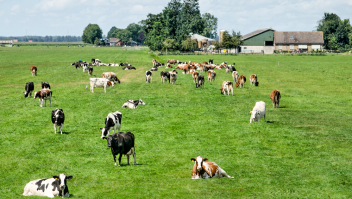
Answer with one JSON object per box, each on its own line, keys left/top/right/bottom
{"left": 102, "top": 72, "right": 121, "bottom": 84}
{"left": 235, "top": 75, "right": 246, "bottom": 88}
{"left": 152, "top": 59, "right": 158, "bottom": 67}
{"left": 232, "top": 71, "right": 239, "bottom": 83}
{"left": 34, "top": 89, "right": 52, "bottom": 107}
{"left": 191, "top": 156, "right": 234, "bottom": 179}
{"left": 220, "top": 81, "right": 233, "bottom": 96}
{"left": 87, "top": 78, "right": 114, "bottom": 93}
{"left": 207, "top": 70, "right": 216, "bottom": 82}
{"left": 167, "top": 59, "right": 177, "bottom": 65}
{"left": 30, "top": 66, "right": 37, "bottom": 76}
{"left": 250, "top": 74, "right": 257, "bottom": 86}
{"left": 166, "top": 63, "right": 173, "bottom": 69}
{"left": 202, "top": 61, "right": 208, "bottom": 65}
{"left": 192, "top": 71, "right": 199, "bottom": 83}
{"left": 270, "top": 90, "right": 281, "bottom": 108}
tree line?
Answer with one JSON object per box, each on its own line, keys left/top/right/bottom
{"left": 0, "top": 36, "right": 82, "bottom": 42}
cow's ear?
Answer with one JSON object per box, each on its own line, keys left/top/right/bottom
{"left": 66, "top": 176, "right": 73, "bottom": 180}
{"left": 60, "top": 109, "right": 63, "bottom": 112}
{"left": 203, "top": 158, "right": 208, "bottom": 162}
{"left": 100, "top": 128, "right": 103, "bottom": 130}
{"left": 53, "top": 176, "right": 59, "bottom": 179}
{"left": 191, "top": 158, "right": 196, "bottom": 162}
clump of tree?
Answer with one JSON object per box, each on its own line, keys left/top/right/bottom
{"left": 106, "top": 23, "right": 145, "bottom": 44}
{"left": 82, "top": 24, "right": 103, "bottom": 44}
{"left": 220, "top": 31, "right": 243, "bottom": 50}
{"left": 140, "top": 0, "right": 218, "bottom": 51}
{"left": 317, "top": 13, "right": 352, "bottom": 51}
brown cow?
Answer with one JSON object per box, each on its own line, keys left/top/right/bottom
{"left": 167, "top": 59, "right": 177, "bottom": 64}
{"left": 270, "top": 90, "right": 281, "bottom": 108}
{"left": 191, "top": 156, "right": 233, "bottom": 179}
{"left": 220, "top": 81, "right": 233, "bottom": 96}
{"left": 250, "top": 74, "right": 257, "bottom": 86}
{"left": 202, "top": 61, "right": 208, "bottom": 65}
{"left": 34, "top": 89, "right": 52, "bottom": 107}
{"left": 192, "top": 71, "right": 199, "bottom": 83}
{"left": 30, "top": 66, "right": 37, "bottom": 76}
{"left": 235, "top": 75, "right": 246, "bottom": 88}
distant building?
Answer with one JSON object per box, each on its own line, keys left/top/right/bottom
{"left": 126, "top": 41, "right": 138, "bottom": 46}
{"left": 13, "top": 39, "right": 18, "bottom": 42}
{"left": 189, "top": 33, "right": 216, "bottom": 49}
{"left": 28, "top": 40, "right": 33, "bottom": 43}
{"left": 240, "top": 28, "right": 275, "bottom": 54}
{"left": 274, "top": 31, "right": 324, "bottom": 52}
{"left": 109, "top": 38, "right": 123, "bottom": 46}
{"left": 0, "top": 40, "right": 13, "bottom": 47}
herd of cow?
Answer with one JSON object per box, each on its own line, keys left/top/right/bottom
{"left": 21, "top": 57, "right": 281, "bottom": 198}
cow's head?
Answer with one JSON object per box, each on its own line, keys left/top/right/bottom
{"left": 191, "top": 156, "right": 208, "bottom": 171}
{"left": 114, "top": 77, "right": 121, "bottom": 84}
{"left": 100, "top": 128, "right": 108, "bottom": 139}
{"left": 107, "top": 81, "right": 114, "bottom": 87}
{"left": 138, "top": 99, "right": 145, "bottom": 105}
{"left": 249, "top": 110, "right": 260, "bottom": 121}
{"left": 53, "top": 109, "right": 63, "bottom": 124}
{"left": 53, "top": 173, "right": 72, "bottom": 191}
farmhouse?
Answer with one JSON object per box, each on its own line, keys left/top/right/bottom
{"left": 109, "top": 38, "right": 123, "bottom": 46}
{"left": 240, "top": 28, "right": 275, "bottom": 54}
{"left": 274, "top": 31, "right": 324, "bottom": 52}
{"left": 190, "top": 33, "right": 216, "bottom": 49}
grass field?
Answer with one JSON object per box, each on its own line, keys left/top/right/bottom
{"left": 1, "top": 46, "right": 352, "bottom": 198}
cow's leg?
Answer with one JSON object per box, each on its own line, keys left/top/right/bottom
{"left": 273, "top": 102, "right": 275, "bottom": 108}
{"left": 276, "top": 102, "right": 279, "bottom": 108}
{"left": 127, "top": 155, "right": 130, "bottom": 165}
{"left": 219, "top": 168, "right": 234, "bottom": 178}
{"left": 118, "top": 154, "right": 122, "bottom": 166}
{"left": 146, "top": 77, "right": 147, "bottom": 83}
{"left": 264, "top": 114, "right": 267, "bottom": 122}
{"left": 60, "top": 124, "right": 63, "bottom": 134}
{"left": 113, "top": 154, "right": 117, "bottom": 166}
{"left": 49, "top": 98, "right": 51, "bottom": 107}
{"left": 54, "top": 124, "right": 57, "bottom": 134}
{"left": 40, "top": 99, "right": 43, "bottom": 107}
{"left": 132, "top": 148, "right": 137, "bottom": 165}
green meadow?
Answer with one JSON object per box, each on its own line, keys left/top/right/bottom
{"left": 0, "top": 46, "right": 352, "bottom": 198}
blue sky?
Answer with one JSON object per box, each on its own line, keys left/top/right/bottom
{"left": 1, "top": 0, "right": 351, "bottom": 37}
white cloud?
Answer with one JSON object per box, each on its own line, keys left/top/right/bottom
{"left": 11, "top": 5, "right": 20, "bottom": 15}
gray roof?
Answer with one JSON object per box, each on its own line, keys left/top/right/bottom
{"left": 241, "top": 28, "right": 274, "bottom": 40}
{"left": 109, "top": 38, "right": 121, "bottom": 43}
{"left": 190, "top": 33, "right": 216, "bottom": 42}
{"left": 274, "top": 31, "right": 324, "bottom": 44}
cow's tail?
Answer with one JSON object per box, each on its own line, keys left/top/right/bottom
{"left": 85, "top": 83, "right": 88, "bottom": 89}
{"left": 235, "top": 79, "right": 240, "bottom": 87}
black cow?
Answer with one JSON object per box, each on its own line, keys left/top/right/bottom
{"left": 51, "top": 109, "right": 65, "bottom": 134}
{"left": 105, "top": 132, "right": 137, "bottom": 166}
{"left": 209, "top": 59, "right": 214, "bottom": 64}
{"left": 41, "top": 82, "right": 51, "bottom": 89}
{"left": 88, "top": 67, "right": 93, "bottom": 76}
{"left": 160, "top": 71, "right": 170, "bottom": 83}
{"left": 71, "top": 62, "right": 81, "bottom": 69}
{"left": 196, "top": 76, "right": 205, "bottom": 88}
{"left": 24, "top": 82, "right": 34, "bottom": 98}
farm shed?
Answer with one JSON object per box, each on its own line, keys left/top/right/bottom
{"left": 109, "top": 38, "right": 123, "bottom": 46}
{"left": 0, "top": 40, "right": 13, "bottom": 47}
{"left": 241, "top": 28, "right": 275, "bottom": 54}
{"left": 274, "top": 31, "right": 324, "bottom": 52}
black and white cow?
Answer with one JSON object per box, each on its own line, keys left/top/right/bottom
{"left": 160, "top": 71, "right": 170, "bottom": 84}
{"left": 41, "top": 82, "right": 51, "bottom": 89}
{"left": 24, "top": 82, "right": 34, "bottom": 98}
{"left": 209, "top": 59, "right": 214, "bottom": 64}
{"left": 51, "top": 109, "right": 65, "bottom": 134}
{"left": 105, "top": 132, "right": 137, "bottom": 166}
{"left": 101, "top": 111, "right": 122, "bottom": 139}
{"left": 146, "top": 71, "right": 152, "bottom": 83}
{"left": 23, "top": 173, "right": 73, "bottom": 198}
{"left": 196, "top": 75, "right": 205, "bottom": 88}
{"left": 122, "top": 99, "right": 146, "bottom": 109}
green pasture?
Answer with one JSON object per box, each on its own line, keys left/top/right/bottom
{"left": 0, "top": 46, "right": 352, "bottom": 198}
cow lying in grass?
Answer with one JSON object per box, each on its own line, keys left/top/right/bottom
{"left": 191, "top": 156, "right": 233, "bottom": 179}
{"left": 122, "top": 99, "right": 146, "bottom": 109}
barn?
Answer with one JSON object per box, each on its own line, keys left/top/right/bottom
{"left": 274, "top": 31, "right": 324, "bottom": 52}
{"left": 240, "top": 28, "right": 275, "bottom": 54}
{"left": 109, "top": 38, "right": 123, "bottom": 46}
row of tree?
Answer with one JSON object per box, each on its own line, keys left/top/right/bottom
{"left": 0, "top": 36, "right": 82, "bottom": 42}
{"left": 317, "top": 13, "right": 352, "bottom": 51}
{"left": 107, "top": 23, "right": 145, "bottom": 43}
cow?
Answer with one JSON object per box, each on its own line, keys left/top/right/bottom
{"left": 71, "top": 62, "right": 81, "bottom": 69}
{"left": 207, "top": 70, "right": 216, "bottom": 82}
{"left": 146, "top": 71, "right": 152, "bottom": 83}
{"left": 22, "top": 173, "right": 73, "bottom": 198}
{"left": 170, "top": 73, "right": 177, "bottom": 85}
{"left": 51, "top": 108, "right": 64, "bottom": 134}
{"left": 226, "top": 65, "right": 236, "bottom": 73}
{"left": 250, "top": 74, "right": 257, "bottom": 86}
{"left": 166, "top": 63, "right": 173, "bottom": 69}
{"left": 202, "top": 61, "right": 208, "bottom": 65}
{"left": 167, "top": 59, "right": 177, "bottom": 65}
{"left": 82, "top": 64, "right": 88, "bottom": 72}
{"left": 152, "top": 59, "right": 158, "bottom": 67}
{"left": 100, "top": 111, "right": 122, "bottom": 139}
{"left": 122, "top": 66, "right": 136, "bottom": 70}
{"left": 34, "top": 89, "right": 52, "bottom": 107}
{"left": 91, "top": 58, "right": 95, "bottom": 64}
{"left": 41, "top": 82, "right": 51, "bottom": 90}
{"left": 196, "top": 76, "right": 205, "bottom": 88}
{"left": 192, "top": 71, "right": 199, "bottom": 83}
{"left": 102, "top": 72, "right": 121, "bottom": 84}
{"left": 88, "top": 67, "right": 93, "bottom": 76}
{"left": 105, "top": 132, "right": 137, "bottom": 166}
{"left": 220, "top": 81, "right": 233, "bottom": 96}
{"left": 24, "top": 82, "right": 34, "bottom": 98}
{"left": 150, "top": 67, "right": 158, "bottom": 71}
{"left": 87, "top": 78, "right": 114, "bottom": 93}
{"left": 191, "top": 156, "right": 233, "bottom": 179}
{"left": 235, "top": 75, "right": 246, "bottom": 88}
{"left": 95, "top": 59, "right": 101, "bottom": 64}
{"left": 160, "top": 71, "right": 170, "bottom": 84}
{"left": 122, "top": 99, "right": 146, "bottom": 109}
{"left": 209, "top": 59, "right": 214, "bottom": 64}
{"left": 249, "top": 101, "right": 266, "bottom": 123}
{"left": 108, "top": 62, "right": 119, "bottom": 66}
{"left": 232, "top": 71, "right": 239, "bottom": 83}
{"left": 30, "top": 66, "right": 37, "bottom": 76}
{"left": 270, "top": 90, "right": 281, "bottom": 108}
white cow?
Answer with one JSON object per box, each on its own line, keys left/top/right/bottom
{"left": 87, "top": 78, "right": 114, "bottom": 93}
{"left": 23, "top": 173, "right": 73, "bottom": 198}
{"left": 249, "top": 101, "right": 266, "bottom": 123}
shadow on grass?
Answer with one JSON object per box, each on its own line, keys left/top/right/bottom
{"left": 118, "top": 163, "right": 147, "bottom": 167}
{"left": 266, "top": 121, "right": 275, "bottom": 123}
{"left": 61, "top": 132, "right": 71, "bottom": 134}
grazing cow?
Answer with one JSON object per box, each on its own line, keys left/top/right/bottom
{"left": 167, "top": 59, "right": 177, "bottom": 65}
{"left": 207, "top": 70, "right": 216, "bottom": 82}
{"left": 88, "top": 78, "right": 114, "bottom": 93}
{"left": 102, "top": 72, "right": 121, "bottom": 84}
{"left": 105, "top": 132, "right": 137, "bottom": 166}
{"left": 160, "top": 71, "right": 170, "bottom": 83}
{"left": 191, "top": 156, "right": 233, "bottom": 179}
{"left": 250, "top": 74, "right": 257, "bottom": 86}
{"left": 24, "top": 82, "right": 34, "bottom": 98}
{"left": 170, "top": 73, "right": 177, "bottom": 85}
{"left": 34, "top": 89, "right": 52, "bottom": 107}
{"left": 196, "top": 76, "right": 205, "bottom": 88}
{"left": 88, "top": 67, "right": 93, "bottom": 76}
{"left": 235, "top": 75, "right": 246, "bottom": 88}
{"left": 270, "top": 90, "right": 281, "bottom": 108}
{"left": 232, "top": 71, "right": 239, "bottom": 83}
{"left": 122, "top": 66, "right": 136, "bottom": 70}
{"left": 209, "top": 59, "right": 214, "bottom": 64}
{"left": 226, "top": 65, "right": 236, "bottom": 73}
{"left": 101, "top": 111, "right": 122, "bottom": 139}
{"left": 122, "top": 99, "right": 146, "bottom": 109}
{"left": 23, "top": 173, "right": 73, "bottom": 198}
{"left": 51, "top": 109, "right": 64, "bottom": 134}
{"left": 30, "top": 66, "right": 37, "bottom": 76}
{"left": 249, "top": 101, "right": 266, "bottom": 123}
{"left": 41, "top": 82, "right": 51, "bottom": 89}
{"left": 220, "top": 81, "right": 233, "bottom": 96}
{"left": 71, "top": 62, "right": 81, "bottom": 69}
{"left": 146, "top": 71, "right": 152, "bottom": 83}
{"left": 192, "top": 71, "right": 199, "bottom": 83}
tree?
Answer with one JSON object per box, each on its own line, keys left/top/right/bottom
{"left": 317, "top": 13, "right": 340, "bottom": 49}
{"left": 163, "top": 0, "right": 182, "bottom": 41}
{"left": 163, "top": 38, "right": 177, "bottom": 52}
{"left": 107, "top": 26, "right": 117, "bottom": 39}
{"left": 137, "top": 32, "right": 145, "bottom": 43}
{"left": 232, "top": 31, "right": 243, "bottom": 49}
{"left": 179, "top": 0, "right": 204, "bottom": 39}
{"left": 111, "top": 29, "right": 132, "bottom": 43}
{"left": 145, "top": 22, "right": 166, "bottom": 51}
{"left": 94, "top": 37, "right": 101, "bottom": 45}
{"left": 221, "top": 31, "right": 235, "bottom": 49}
{"left": 181, "top": 37, "right": 197, "bottom": 51}
{"left": 201, "top": 13, "right": 218, "bottom": 39}
{"left": 82, "top": 24, "right": 103, "bottom": 44}
{"left": 126, "top": 23, "right": 143, "bottom": 42}
{"left": 335, "top": 19, "right": 352, "bottom": 49}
